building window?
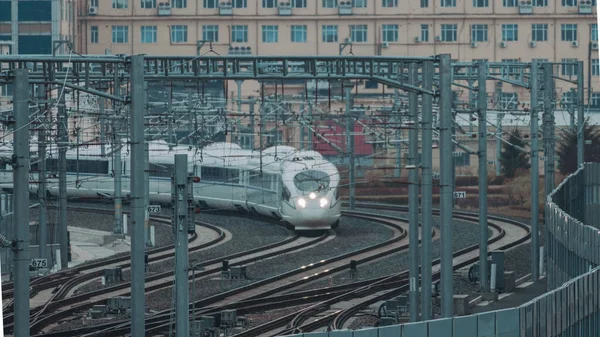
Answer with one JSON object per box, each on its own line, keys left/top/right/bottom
{"left": 502, "top": 24, "right": 518, "bottom": 41}
{"left": 203, "top": 25, "right": 219, "bottom": 42}
{"left": 322, "top": 25, "right": 338, "bottom": 42}
{"left": 112, "top": 26, "right": 129, "bottom": 43}
{"left": 170, "top": 25, "right": 188, "bottom": 43}
{"left": 91, "top": 0, "right": 98, "bottom": 7}
{"left": 204, "top": 0, "right": 218, "bottom": 7}
{"left": 262, "top": 25, "right": 278, "bottom": 43}
{"left": 561, "top": 58, "right": 578, "bottom": 76}
{"left": 503, "top": 0, "right": 517, "bottom": 6}
{"left": 350, "top": 25, "right": 368, "bottom": 42}
{"left": 441, "top": 0, "right": 456, "bottom": 7}
{"left": 141, "top": 0, "right": 156, "bottom": 8}
{"left": 353, "top": 0, "right": 367, "bottom": 7}
{"left": 533, "top": 0, "right": 547, "bottom": 6}
{"left": 232, "top": 0, "right": 247, "bottom": 7}
{"left": 263, "top": 0, "right": 276, "bottom": 7}
{"left": 471, "top": 24, "right": 488, "bottom": 42}
{"left": 421, "top": 24, "right": 429, "bottom": 41}
{"left": 501, "top": 59, "right": 519, "bottom": 80}
{"left": 499, "top": 93, "right": 518, "bottom": 109}
{"left": 383, "top": 0, "right": 397, "bottom": 7}
{"left": 593, "top": 59, "right": 600, "bottom": 76}
{"left": 292, "top": 0, "right": 307, "bottom": 7}
{"left": 172, "top": 0, "right": 187, "bottom": 8}
{"left": 112, "top": 0, "right": 128, "bottom": 8}
{"left": 591, "top": 93, "right": 600, "bottom": 108}
{"left": 562, "top": 0, "right": 576, "bottom": 6}
{"left": 382, "top": 24, "right": 398, "bottom": 42}
{"left": 141, "top": 26, "right": 157, "bottom": 43}
{"left": 231, "top": 25, "right": 248, "bottom": 42}
{"left": 561, "top": 24, "right": 578, "bottom": 41}
{"left": 421, "top": 0, "right": 428, "bottom": 6}
{"left": 473, "top": 0, "right": 488, "bottom": 7}
{"left": 592, "top": 24, "right": 598, "bottom": 42}
{"left": 441, "top": 24, "right": 457, "bottom": 42}
{"left": 323, "top": 0, "right": 337, "bottom": 7}
{"left": 291, "top": 25, "right": 307, "bottom": 42}
{"left": 91, "top": 26, "right": 98, "bottom": 44}
{"left": 531, "top": 24, "right": 548, "bottom": 41}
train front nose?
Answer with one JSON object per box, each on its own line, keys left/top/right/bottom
{"left": 292, "top": 195, "right": 338, "bottom": 230}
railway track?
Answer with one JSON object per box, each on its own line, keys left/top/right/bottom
{"left": 11, "top": 203, "right": 529, "bottom": 337}
{"left": 235, "top": 204, "right": 531, "bottom": 337}
{"left": 28, "top": 211, "right": 409, "bottom": 336}
{"left": 3, "top": 205, "right": 226, "bottom": 334}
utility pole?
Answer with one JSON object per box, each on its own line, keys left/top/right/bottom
{"left": 577, "top": 61, "right": 585, "bottom": 167}
{"left": 307, "top": 103, "right": 313, "bottom": 150}
{"left": 129, "top": 54, "right": 146, "bottom": 337}
{"left": 37, "top": 84, "right": 47, "bottom": 261}
{"left": 345, "top": 85, "right": 355, "bottom": 209}
{"left": 113, "top": 78, "right": 123, "bottom": 235}
{"left": 249, "top": 100, "right": 255, "bottom": 149}
{"left": 58, "top": 90, "right": 68, "bottom": 269}
{"left": 439, "top": 54, "right": 454, "bottom": 318}
{"left": 530, "top": 60, "right": 540, "bottom": 282}
{"left": 13, "top": 68, "right": 31, "bottom": 337}
{"left": 407, "top": 64, "right": 419, "bottom": 322}
{"left": 420, "top": 60, "right": 434, "bottom": 321}
{"left": 477, "top": 62, "right": 489, "bottom": 291}
{"left": 173, "top": 154, "right": 190, "bottom": 337}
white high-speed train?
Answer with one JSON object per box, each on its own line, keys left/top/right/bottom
{"left": 0, "top": 141, "right": 341, "bottom": 232}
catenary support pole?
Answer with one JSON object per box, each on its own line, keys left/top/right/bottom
{"left": 477, "top": 62, "right": 489, "bottom": 291}
{"left": 543, "top": 62, "right": 555, "bottom": 197}
{"left": 13, "top": 69, "right": 31, "bottom": 337}
{"left": 394, "top": 89, "right": 401, "bottom": 178}
{"left": 345, "top": 85, "right": 355, "bottom": 209}
{"left": 420, "top": 60, "right": 434, "bottom": 321}
{"left": 495, "top": 86, "right": 503, "bottom": 176}
{"left": 174, "top": 154, "right": 190, "bottom": 337}
{"left": 129, "top": 54, "right": 146, "bottom": 337}
{"left": 576, "top": 61, "right": 585, "bottom": 167}
{"left": 249, "top": 100, "right": 255, "bottom": 149}
{"left": 145, "top": 140, "right": 151, "bottom": 246}
{"left": 113, "top": 79, "right": 123, "bottom": 235}
{"left": 58, "top": 90, "right": 68, "bottom": 269}
{"left": 188, "top": 90, "right": 194, "bottom": 145}
{"left": 407, "top": 64, "right": 419, "bottom": 322}
{"left": 37, "top": 84, "right": 47, "bottom": 261}
{"left": 100, "top": 97, "right": 106, "bottom": 157}
{"left": 530, "top": 60, "right": 540, "bottom": 282}
{"left": 439, "top": 54, "right": 454, "bottom": 317}
{"left": 543, "top": 62, "right": 554, "bottom": 285}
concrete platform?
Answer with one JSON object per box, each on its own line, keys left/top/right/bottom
{"left": 66, "top": 226, "right": 131, "bottom": 268}
{"left": 468, "top": 276, "right": 548, "bottom": 314}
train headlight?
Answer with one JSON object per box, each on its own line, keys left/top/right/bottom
{"left": 309, "top": 192, "right": 316, "bottom": 199}
{"left": 297, "top": 198, "right": 307, "bottom": 208}
{"left": 319, "top": 198, "right": 328, "bottom": 208}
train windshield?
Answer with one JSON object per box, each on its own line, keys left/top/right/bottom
{"left": 293, "top": 170, "right": 330, "bottom": 192}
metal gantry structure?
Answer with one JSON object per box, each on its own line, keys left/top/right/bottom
{"left": 0, "top": 53, "right": 590, "bottom": 335}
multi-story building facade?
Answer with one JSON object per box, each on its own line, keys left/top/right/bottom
{"left": 77, "top": 0, "right": 599, "bottom": 101}
{"left": 0, "top": 0, "right": 75, "bottom": 55}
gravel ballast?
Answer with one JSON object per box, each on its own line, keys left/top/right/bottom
{"left": 147, "top": 215, "right": 395, "bottom": 311}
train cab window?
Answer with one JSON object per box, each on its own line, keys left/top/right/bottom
{"left": 293, "top": 170, "right": 330, "bottom": 192}
{"left": 281, "top": 186, "right": 291, "bottom": 201}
